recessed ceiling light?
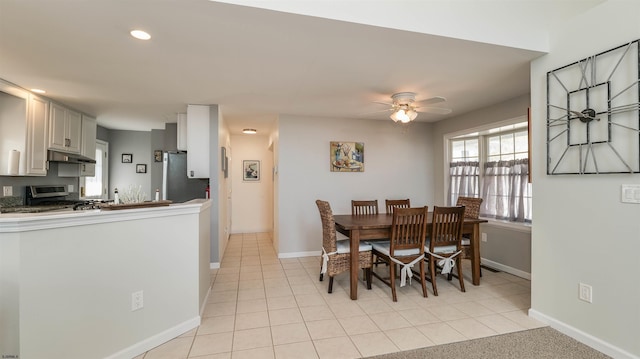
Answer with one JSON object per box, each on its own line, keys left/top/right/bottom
{"left": 130, "top": 30, "right": 151, "bottom": 40}
{"left": 242, "top": 129, "right": 257, "bottom": 134}
{"left": 31, "top": 88, "right": 46, "bottom": 94}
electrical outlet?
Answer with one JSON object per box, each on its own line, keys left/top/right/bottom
{"left": 131, "top": 291, "right": 144, "bottom": 311}
{"left": 68, "top": 184, "right": 74, "bottom": 192}
{"left": 579, "top": 283, "right": 592, "bottom": 303}
{"left": 2, "top": 186, "right": 12, "bottom": 197}
{"left": 481, "top": 233, "right": 487, "bottom": 242}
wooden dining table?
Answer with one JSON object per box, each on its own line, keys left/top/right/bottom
{"left": 333, "top": 213, "right": 488, "bottom": 300}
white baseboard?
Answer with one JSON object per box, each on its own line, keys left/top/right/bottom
{"left": 528, "top": 309, "right": 639, "bottom": 359}
{"left": 210, "top": 262, "right": 220, "bottom": 269}
{"left": 105, "top": 317, "right": 201, "bottom": 359}
{"left": 278, "top": 251, "right": 318, "bottom": 259}
{"left": 481, "top": 258, "right": 531, "bottom": 280}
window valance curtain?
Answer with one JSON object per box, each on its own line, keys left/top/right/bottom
{"left": 480, "top": 159, "right": 530, "bottom": 222}
{"left": 448, "top": 161, "right": 479, "bottom": 205}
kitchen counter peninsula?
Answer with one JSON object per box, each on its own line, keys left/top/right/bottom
{"left": 0, "top": 199, "right": 212, "bottom": 359}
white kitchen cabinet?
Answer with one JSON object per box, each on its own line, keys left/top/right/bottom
{"left": 80, "top": 114, "right": 97, "bottom": 176}
{"left": 0, "top": 81, "right": 48, "bottom": 176}
{"left": 176, "top": 113, "right": 187, "bottom": 151}
{"left": 186, "top": 105, "right": 210, "bottom": 178}
{"left": 49, "top": 102, "right": 82, "bottom": 153}
{"left": 25, "top": 94, "right": 49, "bottom": 175}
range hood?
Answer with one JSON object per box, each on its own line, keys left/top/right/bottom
{"left": 47, "top": 150, "right": 96, "bottom": 164}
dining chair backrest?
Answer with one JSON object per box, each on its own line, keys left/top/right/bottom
{"left": 385, "top": 199, "right": 411, "bottom": 214}
{"left": 390, "top": 206, "right": 428, "bottom": 256}
{"left": 316, "top": 200, "right": 337, "bottom": 253}
{"left": 455, "top": 196, "right": 483, "bottom": 219}
{"left": 429, "top": 206, "right": 466, "bottom": 252}
{"left": 351, "top": 200, "right": 379, "bottom": 215}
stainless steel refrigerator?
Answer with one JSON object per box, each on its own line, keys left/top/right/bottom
{"left": 162, "top": 152, "right": 209, "bottom": 202}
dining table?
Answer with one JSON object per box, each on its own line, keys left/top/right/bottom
{"left": 333, "top": 212, "right": 488, "bottom": 300}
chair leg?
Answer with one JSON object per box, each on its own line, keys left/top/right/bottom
{"left": 328, "top": 276, "right": 334, "bottom": 293}
{"left": 420, "top": 260, "right": 428, "bottom": 298}
{"left": 366, "top": 268, "right": 372, "bottom": 290}
{"left": 457, "top": 257, "right": 465, "bottom": 292}
{"left": 429, "top": 257, "right": 438, "bottom": 296}
{"left": 319, "top": 258, "right": 324, "bottom": 281}
{"left": 390, "top": 261, "right": 397, "bottom": 302}
{"left": 319, "top": 272, "right": 323, "bottom": 281}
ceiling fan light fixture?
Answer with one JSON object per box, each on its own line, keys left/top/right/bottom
{"left": 390, "top": 108, "right": 417, "bottom": 123}
{"left": 242, "top": 128, "right": 257, "bottom": 134}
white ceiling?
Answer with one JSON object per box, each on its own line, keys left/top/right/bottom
{"left": 0, "top": 0, "right": 603, "bottom": 134}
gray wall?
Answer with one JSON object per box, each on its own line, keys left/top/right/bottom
{"left": 108, "top": 130, "right": 152, "bottom": 200}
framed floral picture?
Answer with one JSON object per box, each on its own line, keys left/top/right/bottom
{"left": 330, "top": 141, "right": 364, "bottom": 172}
{"left": 243, "top": 160, "right": 260, "bottom": 181}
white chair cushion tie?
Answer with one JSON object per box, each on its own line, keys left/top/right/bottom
{"left": 425, "top": 249, "right": 462, "bottom": 274}
{"left": 320, "top": 247, "right": 338, "bottom": 275}
{"left": 388, "top": 254, "right": 425, "bottom": 287}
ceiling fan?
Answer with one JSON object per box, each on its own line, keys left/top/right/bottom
{"left": 373, "top": 92, "right": 452, "bottom": 123}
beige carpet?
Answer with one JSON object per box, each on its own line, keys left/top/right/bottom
{"left": 365, "top": 327, "right": 611, "bottom": 359}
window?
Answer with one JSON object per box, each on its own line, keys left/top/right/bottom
{"left": 448, "top": 120, "right": 531, "bottom": 223}
{"left": 81, "top": 140, "right": 109, "bottom": 199}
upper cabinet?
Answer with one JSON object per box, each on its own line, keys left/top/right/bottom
{"left": 25, "top": 94, "right": 50, "bottom": 176}
{"left": 80, "top": 114, "right": 97, "bottom": 176}
{"left": 176, "top": 113, "right": 187, "bottom": 151}
{"left": 0, "top": 81, "right": 48, "bottom": 176}
{"left": 186, "top": 105, "right": 210, "bottom": 179}
{"left": 49, "top": 102, "right": 82, "bottom": 154}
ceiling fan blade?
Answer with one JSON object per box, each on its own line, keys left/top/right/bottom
{"left": 417, "top": 106, "right": 452, "bottom": 115}
{"left": 415, "top": 96, "right": 446, "bottom": 106}
{"left": 372, "top": 101, "right": 394, "bottom": 106}
{"left": 360, "top": 108, "right": 393, "bottom": 116}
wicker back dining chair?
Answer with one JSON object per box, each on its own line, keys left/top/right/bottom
{"left": 316, "top": 200, "right": 373, "bottom": 293}
{"left": 351, "top": 200, "right": 379, "bottom": 215}
{"left": 455, "top": 196, "right": 484, "bottom": 277}
{"left": 425, "top": 206, "right": 466, "bottom": 296}
{"left": 371, "top": 206, "right": 429, "bottom": 302}
{"left": 384, "top": 199, "right": 411, "bottom": 214}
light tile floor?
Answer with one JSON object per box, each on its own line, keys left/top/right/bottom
{"left": 139, "top": 232, "right": 544, "bottom": 359}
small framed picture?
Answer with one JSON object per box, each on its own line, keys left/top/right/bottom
{"left": 154, "top": 150, "right": 163, "bottom": 162}
{"left": 122, "top": 153, "right": 132, "bottom": 163}
{"left": 243, "top": 160, "right": 260, "bottom": 181}
{"left": 136, "top": 164, "right": 147, "bottom": 173}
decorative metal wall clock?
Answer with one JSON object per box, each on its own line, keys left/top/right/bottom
{"left": 546, "top": 39, "right": 640, "bottom": 174}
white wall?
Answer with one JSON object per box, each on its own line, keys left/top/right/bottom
{"left": 530, "top": 1, "right": 640, "bottom": 358}
{"left": 276, "top": 115, "right": 434, "bottom": 256}
{"left": 230, "top": 134, "right": 274, "bottom": 233}
{"left": 217, "top": 109, "right": 231, "bottom": 261}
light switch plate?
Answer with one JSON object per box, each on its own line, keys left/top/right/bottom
{"left": 3, "top": 186, "right": 12, "bottom": 196}
{"left": 68, "top": 184, "right": 74, "bottom": 192}
{"left": 621, "top": 184, "right": 640, "bottom": 204}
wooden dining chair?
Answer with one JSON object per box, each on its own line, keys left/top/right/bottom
{"left": 425, "top": 206, "right": 466, "bottom": 296}
{"left": 351, "top": 200, "right": 379, "bottom": 215}
{"left": 454, "top": 196, "right": 484, "bottom": 278}
{"left": 316, "top": 200, "right": 372, "bottom": 293}
{"left": 371, "top": 206, "right": 429, "bottom": 301}
{"left": 385, "top": 199, "right": 411, "bottom": 214}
